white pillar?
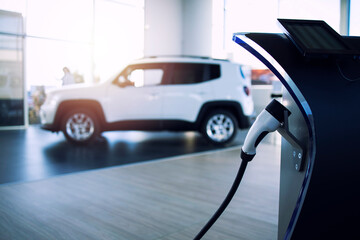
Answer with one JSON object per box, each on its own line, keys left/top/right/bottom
{"left": 144, "top": 0, "right": 183, "bottom": 56}
{"left": 340, "top": 0, "right": 350, "bottom": 35}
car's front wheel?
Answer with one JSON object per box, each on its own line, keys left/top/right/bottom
{"left": 201, "top": 110, "right": 238, "bottom": 146}
{"left": 62, "top": 109, "right": 100, "bottom": 145}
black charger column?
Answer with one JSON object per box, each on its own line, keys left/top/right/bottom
{"left": 234, "top": 33, "right": 360, "bottom": 240}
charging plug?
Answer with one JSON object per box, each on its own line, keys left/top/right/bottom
{"left": 241, "top": 99, "right": 291, "bottom": 161}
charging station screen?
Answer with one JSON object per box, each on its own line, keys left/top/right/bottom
{"left": 278, "top": 19, "right": 358, "bottom": 57}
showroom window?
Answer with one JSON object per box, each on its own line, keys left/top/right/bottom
{"left": 223, "top": 0, "right": 280, "bottom": 70}
{"left": 224, "top": 0, "right": 341, "bottom": 63}
{"left": 350, "top": 0, "right": 360, "bottom": 36}
{"left": 223, "top": 0, "right": 341, "bottom": 85}
{"left": 0, "top": 0, "right": 144, "bottom": 126}
{"left": 0, "top": 11, "right": 25, "bottom": 127}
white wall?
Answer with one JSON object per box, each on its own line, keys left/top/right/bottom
{"left": 144, "top": 0, "right": 183, "bottom": 56}
{"left": 144, "top": 0, "right": 213, "bottom": 57}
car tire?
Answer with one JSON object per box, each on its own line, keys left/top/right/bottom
{"left": 201, "top": 110, "right": 238, "bottom": 146}
{"left": 61, "top": 108, "right": 100, "bottom": 145}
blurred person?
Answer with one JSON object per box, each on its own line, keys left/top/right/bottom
{"left": 61, "top": 67, "right": 75, "bottom": 85}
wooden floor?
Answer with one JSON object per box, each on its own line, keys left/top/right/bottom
{"left": 0, "top": 143, "right": 280, "bottom": 240}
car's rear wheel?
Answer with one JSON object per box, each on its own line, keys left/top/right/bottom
{"left": 201, "top": 110, "right": 238, "bottom": 146}
{"left": 62, "top": 109, "right": 100, "bottom": 145}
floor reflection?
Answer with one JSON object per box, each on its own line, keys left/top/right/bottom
{"left": 0, "top": 125, "right": 248, "bottom": 184}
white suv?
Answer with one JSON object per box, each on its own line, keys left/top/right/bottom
{"left": 40, "top": 56, "right": 254, "bottom": 145}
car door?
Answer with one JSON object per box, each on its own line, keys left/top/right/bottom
{"left": 161, "top": 63, "right": 218, "bottom": 122}
{"left": 105, "top": 64, "right": 166, "bottom": 123}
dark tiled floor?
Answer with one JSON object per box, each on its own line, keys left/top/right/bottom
{"left": 0, "top": 125, "right": 248, "bottom": 185}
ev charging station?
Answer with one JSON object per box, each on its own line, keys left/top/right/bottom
{"left": 233, "top": 19, "right": 360, "bottom": 239}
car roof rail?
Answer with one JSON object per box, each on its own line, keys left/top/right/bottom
{"left": 142, "top": 55, "right": 230, "bottom": 62}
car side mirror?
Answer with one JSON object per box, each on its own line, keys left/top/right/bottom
{"left": 114, "top": 76, "right": 134, "bottom": 88}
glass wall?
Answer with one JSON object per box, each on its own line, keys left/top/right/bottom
{"left": 224, "top": 0, "right": 341, "bottom": 67}
{"left": 223, "top": 0, "right": 280, "bottom": 69}
{"left": 278, "top": 0, "right": 340, "bottom": 32}
{"left": 26, "top": 0, "right": 94, "bottom": 91}
{"left": 223, "top": 0, "right": 341, "bottom": 85}
{"left": 350, "top": 0, "right": 360, "bottom": 36}
{"left": 0, "top": 10, "right": 25, "bottom": 127}
{"left": 0, "top": 0, "right": 144, "bottom": 125}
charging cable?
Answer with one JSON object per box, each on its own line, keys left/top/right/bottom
{"left": 193, "top": 158, "right": 249, "bottom": 240}
{"left": 194, "top": 99, "right": 297, "bottom": 239}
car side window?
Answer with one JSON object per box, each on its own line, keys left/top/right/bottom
{"left": 114, "top": 66, "right": 164, "bottom": 88}
{"left": 129, "top": 68, "right": 163, "bottom": 87}
{"left": 170, "top": 63, "right": 220, "bottom": 85}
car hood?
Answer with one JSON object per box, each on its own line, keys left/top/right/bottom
{"left": 46, "top": 82, "right": 108, "bottom": 100}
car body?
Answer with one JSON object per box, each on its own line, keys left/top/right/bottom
{"left": 40, "top": 56, "right": 254, "bottom": 145}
